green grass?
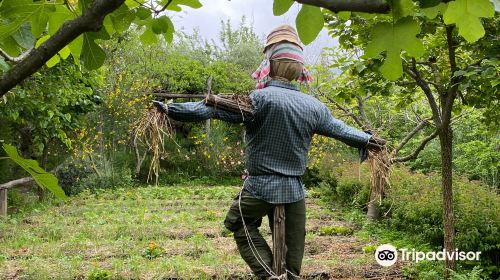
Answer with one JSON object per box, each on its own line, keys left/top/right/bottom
{"left": 0, "top": 184, "right": 402, "bottom": 279}
{"left": 0, "top": 185, "right": 248, "bottom": 279}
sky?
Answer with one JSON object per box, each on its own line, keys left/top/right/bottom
{"left": 169, "top": 0, "right": 338, "bottom": 64}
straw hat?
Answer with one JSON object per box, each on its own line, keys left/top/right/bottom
{"left": 264, "top": 24, "right": 303, "bottom": 53}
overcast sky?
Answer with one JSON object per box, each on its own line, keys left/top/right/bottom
{"left": 169, "top": 0, "right": 337, "bottom": 64}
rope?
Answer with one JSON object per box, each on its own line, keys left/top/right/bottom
{"left": 237, "top": 187, "right": 301, "bottom": 280}
{"left": 238, "top": 187, "right": 277, "bottom": 277}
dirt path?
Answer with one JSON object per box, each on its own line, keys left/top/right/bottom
{"left": 0, "top": 185, "right": 404, "bottom": 279}
{"left": 300, "top": 202, "right": 403, "bottom": 279}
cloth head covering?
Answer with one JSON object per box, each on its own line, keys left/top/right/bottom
{"left": 264, "top": 24, "right": 302, "bottom": 52}
{"left": 252, "top": 25, "right": 313, "bottom": 89}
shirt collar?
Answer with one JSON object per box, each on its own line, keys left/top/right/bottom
{"left": 264, "top": 80, "right": 300, "bottom": 91}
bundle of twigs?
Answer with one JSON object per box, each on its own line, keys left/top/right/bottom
{"left": 133, "top": 107, "right": 173, "bottom": 185}
{"left": 368, "top": 147, "right": 391, "bottom": 199}
{"left": 205, "top": 94, "right": 255, "bottom": 117}
{"left": 367, "top": 145, "right": 391, "bottom": 220}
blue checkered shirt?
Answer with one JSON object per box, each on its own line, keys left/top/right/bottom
{"left": 166, "top": 80, "right": 371, "bottom": 204}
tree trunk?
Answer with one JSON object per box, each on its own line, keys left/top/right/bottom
{"left": 439, "top": 124, "right": 456, "bottom": 277}
{"left": 367, "top": 194, "right": 379, "bottom": 221}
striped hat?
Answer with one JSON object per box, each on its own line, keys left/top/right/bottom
{"left": 252, "top": 42, "right": 313, "bottom": 89}
{"left": 264, "top": 24, "right": 303, "bottom": 53}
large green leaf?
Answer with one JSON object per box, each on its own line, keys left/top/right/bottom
{"left": 152, "top": 16, "right": 170, "bottom": 34}
{"left": 2, "top": 144, "right": 66, "bottom": 199}
{"left": 443, "top": 0, "right": 494, "bottom": 43}
{"left": 12, "top": 23, "right": 35, "bottom": 49}
{"left": 136, "top": 7, "right": 151, "bottom": 20}
{"left": 164, "top": 17, "right": 175, "bottom": 43}
{"left": 421, "top": 2, "right": 447, "bottom": 19}
{"left": 392, "top": 0, "right": 417, "bottom": 20}
{"left": 296, "top": 4, "right": 324, "bottom": 45}
{"left": 69, "top": 34, "right": 83, "bottom": 65}
{"left": 0, "top": 57, "right": 10, "bottom": 71}
{"left": 337, "top": 11, "right": 352, "bottom": 20}
{"left": 273, "top": 0, "right": 294, "bottom": 16}
{"left": 140, "top": 27, "right": 158, "bottom": 45}
{"left": 109, "top": 4, "right": 135, "bottom": 33}
{"left": 165, "top": 0, "right": 202, "bottom": 12}
{"left": 0, "top": 34, "right": 21, "bottom": 57}
{"left": 103, "top": 16, "right": 115, "bottom": 36}
{"left": 48, "top": 5, "right": 74, "bottom": 35}
{"left": 151, "top": 16, "right": 174, "bottom": 43}
{"left": 59, "top": 45, "right": 71, "bottom": 60}
{"left": 365, "top": 17, "right": 424, "bottom": 80}
{"left": 81, "top": 33, "right": 106, "bottom": 70}
{"left": 30, "top": 1, "right": 56, "bottom": 37}
{"left": 125, "top": 0, "right": 144, "bottom": 8}
{"left": 0, "top": 0, "right": 59, "bottom": 40}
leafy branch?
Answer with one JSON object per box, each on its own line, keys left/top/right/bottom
{"left": 0, "top": 0, "right": 126, "bottom": 96}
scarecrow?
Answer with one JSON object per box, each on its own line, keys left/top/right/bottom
{"left": 153, "top": 25, "right": 385, "bottom": 279}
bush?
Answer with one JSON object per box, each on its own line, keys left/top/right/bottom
{"left": 77, "top": 166, "right": 133, "bottom": 191}
{"left": 319, "top": 225, "right": 354, "bottom": 236}
{"left": 320, "top": 161, "right": 500, "bottom": 278}
{"left": 384, "top": 169, "right": 444, "bottom": 245}
{"left": 450, "top": 266, "right": 484, "bottom": 280}
{"left": 302, "top": 166, "right": 322, "bottom": 188}
{"left": 334, "top": 179, "right": 370, "bottom": 209}
{"left": 56, "top": 161, "right": 93, "bottom": 196}
{"left": 386, "top": 168, "right": 500, "bottom": 277}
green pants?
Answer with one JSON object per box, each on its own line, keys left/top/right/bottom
{"left": 224, "top": 189, "right": 306, "bottom": 279}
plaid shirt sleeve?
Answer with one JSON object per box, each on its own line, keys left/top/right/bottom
{"left": 315, "top": 104, "right": 371, "bottom": 149}
{"left": 167, "top": 101, "right": 248, "bottom": 123}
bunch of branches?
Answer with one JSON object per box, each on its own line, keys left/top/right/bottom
{"left": 205, "top": 94, "right": 255, "bottom": 117}
{"left": 368, "top": 147, "right": 391, "bottom": 201}
{"left": 133, "top": 107, "right": 174, "bottom": 185}
{"left": 365, "top": 135, "right": 391, "bottom": 220}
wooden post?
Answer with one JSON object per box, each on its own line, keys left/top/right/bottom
{"left": 0, "top": 177, "right": 35, "bottom": 216}
{"left": 273, "top": 205, "right": 287, "bottom": 278}
{"left": 0, "top": 189, "right": 7, "bottom": 216}
{"left": 205, "top": 76, "right": 212, "bottom": 137}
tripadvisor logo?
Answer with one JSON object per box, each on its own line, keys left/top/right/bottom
{"left": 374, "top": 244, "right": 481, "bottom": 267}
{"left": 375, "top": 244, "right": 398, "bottom": 267}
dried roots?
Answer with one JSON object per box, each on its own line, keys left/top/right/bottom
{"left": 368, "top": 146, "right": 391, "bottom": 208}
{"left": 133, "top": 107, "right": 173, "bottom": 185}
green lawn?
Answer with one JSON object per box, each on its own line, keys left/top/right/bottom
{"left": 0, "top": 185, "right": 403, "bottom": 279}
